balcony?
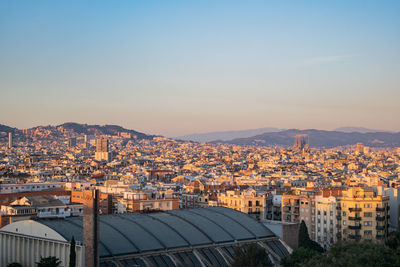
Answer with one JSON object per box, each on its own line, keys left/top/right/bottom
{"left": 349, "top": 216, "right": 362, "bottom": 221}
{"left": 283, "top": 207, "right": 291, "bottom": 212}
{"left": 376, "top": 216, "right": 386, "bottom": 221}
{"left": 349, "top": 207, "right": 362, "bottom": 212}
{"left": 336, "top": 233, "right": 342, "bottom": 238}
{"left": 376, "top": 207, "right": 385, "bottom": 212}
{"left": 348, "top": 225, "right": 361, "bottom": 230}
{"left": 336, "top": 206, "right": 341, "bottom": 210}
{"left": 336, "top": 215, "right": 342, "bottom": 220}
{"left": 376, "top": 225, "right": 385, "bottom": 230}
{"left": 349, "top": 234, "right": 361, "bottom": 240}
{"left": 336, "top": 224, "right": 342, "bottom": 228}
{"left": 376, "top": 234, "right": 385, "bottom": 239}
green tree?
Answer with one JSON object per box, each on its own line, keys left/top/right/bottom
{"left": 303, "top": 242, "right": 400, "bottom": 267}
{"left": 69, "top": 236, "right": 76, "bottom": 267}
{"left": 386, "top": 230, "right": 400, "bottom": 250}
{"left": 7, "top": 263, "right": 23, "bottom": 267}
{"left": 36, "top": 256, "right": 61, "bottom": 267}
{"left": 298, "top": 220, "right": 324, "bottom": 252}
{"left": 232, "top": 243, "right": 273, "bottom": 267}
{"left": 281, "top": 247, "right": 318, "bottom": 267}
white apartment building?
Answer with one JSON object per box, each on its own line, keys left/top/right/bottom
{"left": 314, "top": 194, "right": 338, "bottom": 249}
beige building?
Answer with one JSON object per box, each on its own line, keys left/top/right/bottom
{"left": 281, "top": 190, "right": 316, "bottom": 240}
{"left": 218, "top": 188, "right": 266, "bottom": 220}
{"left": 337, "top": 187, "right": 390, "bottom": 243}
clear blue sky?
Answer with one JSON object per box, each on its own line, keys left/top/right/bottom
{"left": 1, "top": 1, "right": 399, "bottom": 136}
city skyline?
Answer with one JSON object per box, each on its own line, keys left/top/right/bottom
{"left": 1, "top": 1, "right": 399, "bottom": 136}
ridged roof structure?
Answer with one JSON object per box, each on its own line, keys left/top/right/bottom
{"left": 38, "top": 207, "right": 275, "bottom": 258}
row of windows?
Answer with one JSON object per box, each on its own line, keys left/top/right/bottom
{"left": 317, "top": 211, "right": 334, "bottom": 216}
{"left": 1, "top": 185, "right": 57, "bottom": 190}
{"left": 341, "top": 212, "right": 374, "bottom": 217}
{"left": 342, "top": 220, "right": 374, "bottom": 226}
{"left": 338, "top": 203, "right": 386, "bottom": 208}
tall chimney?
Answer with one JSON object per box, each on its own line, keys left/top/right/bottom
{"left": 83, "top": 189, "right": 100, "bottom": 267}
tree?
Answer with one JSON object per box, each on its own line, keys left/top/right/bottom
{"left": 69, "top": 236, "right": 76, "bottom": 267}
{"left": 281, "top": 247, "right": 318, "bottom": 267}
{"left": 298, "top": 220, "right": 324, "bottom": 252}
{"left": 232, "top": 243, "right": 273, "bottom": 267}
{"left": 36, "top": 256, "right": 61, "bottom": 267}
{"left": 303, "top": 242, "right": 400, "bottom": 267}
{"left": 7, "top": 263, "right": 23, "bottom": 267}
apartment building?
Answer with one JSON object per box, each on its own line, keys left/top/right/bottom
{"left": 314, "top": 193, "right": 338, "bottom": 249}
{"left": 265, "top": 192, "right": 282, "bottom": 221}
{"left": 336, "top": 187, "right": 390, "bottom": 243}
{"left": 281, "top": 189, "right": 316, "bottom": 240}
{"left": 218, "top": 188, "right": 266, "bottom": 220}
{"left": 121, "top": 190, "right": 179, "bottom": 212}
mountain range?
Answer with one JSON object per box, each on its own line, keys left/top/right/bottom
{"left": 2, "top": 123, "right": 399, "bottom": 147}
{"left": 175, "top": 127, "right": 282, "bottom": 142}
{"left": 216, "top": 129, "right": 400, "bottom": 148}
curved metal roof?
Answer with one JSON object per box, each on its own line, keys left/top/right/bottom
{"left": 38, "top": 207, "right": 275, "bottom": 258}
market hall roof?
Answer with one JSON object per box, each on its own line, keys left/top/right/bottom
{"left": 34, "top": 207, "right": 274, "bottom": 257}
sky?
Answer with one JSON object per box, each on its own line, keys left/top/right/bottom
{"left": 1, "top": 0, "right": 399, "bottom": 137}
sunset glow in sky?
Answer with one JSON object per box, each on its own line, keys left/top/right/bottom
{"left": 1, "top": 1, "right": 399, "bottom": 136}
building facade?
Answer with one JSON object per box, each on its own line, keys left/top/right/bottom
{"left": 336, "top": 187, "right": 390, "bottom": 243}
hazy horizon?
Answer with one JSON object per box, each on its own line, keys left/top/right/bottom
{"left": 1, "top": 1, "right": 399, "bottom": 136}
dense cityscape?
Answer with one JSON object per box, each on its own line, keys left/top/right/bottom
{"left": 2, "top": 1, "right": 399, "bottom": 266}
{"left": 1, "top": 123, "right": 400, "bottom": 266}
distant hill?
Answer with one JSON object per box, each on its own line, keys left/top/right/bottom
{"left": 218, "top": 129, "right": 400, "bottom": 148}
{"left": 334, "top": 127, "right": 389, "bottom": 133}
{"left": 0, "top": 122, "right": 153, "bottom": 139}
{"left": 57, "top": 123, "right": 153, "bottom": 139}
{"left": 0, "top": 124, "right": 17, "bottom": 133}
{"left": 175, "top": 127, "right": 282, "bottom": 142}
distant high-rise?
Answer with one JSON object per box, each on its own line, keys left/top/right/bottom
{"left": 8, "top": 132, "right": 12, "bottom": 149}
{"left": 68, "top": 137, "right": 77, "bottom": 148}
{"left": 95, "top": 137, "right": 111, "bottom": 162}
{"left": 356, "top": 143, "right": 364, "bottom": 153}
{"left": 96, "top": 137, "right": 109, "bottom": 153}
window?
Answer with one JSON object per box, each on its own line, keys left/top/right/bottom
{"left": 364, "top": 221, "right": 372, "bottom": 226}
{"left": 364, "top": 212, "right": 372, "bottom": 217}
{"left": 343, "top": 220, "right": 346, "bottom": 225}
{"left": 364, "top": 230, "right": 372, "bottom": 235}
{"left": 318, "top": 211, "right": 321, "bottom": 215}
{"left": 343, "top": 212, "right": 346, "bottom": 216}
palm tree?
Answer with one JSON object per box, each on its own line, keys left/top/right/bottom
{"left": 36, "top": 256, "right": 61, "bottom": 267}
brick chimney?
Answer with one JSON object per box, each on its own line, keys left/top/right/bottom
{"left": 83, "top": 189, "right": 100, "bottom": 267}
